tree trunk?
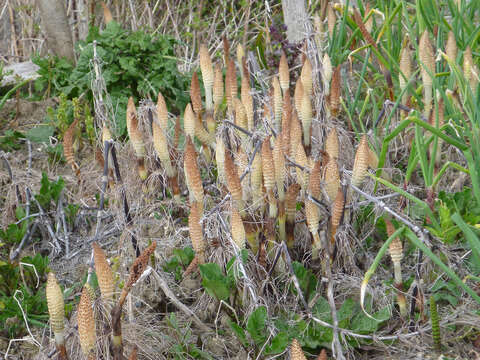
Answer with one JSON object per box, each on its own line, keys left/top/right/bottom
{"left": 282, "top": 0, "right": 309, "bottom": 44}
{"left": 37, "top": 0, "right": 75, "bottom": 63}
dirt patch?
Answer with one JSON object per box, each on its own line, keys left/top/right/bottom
{"left": 0, "top": 98, "right": 56, "bottom": 132}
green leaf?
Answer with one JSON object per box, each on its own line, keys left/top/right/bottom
{"left": 265, "top": 331, "right": 289, "bottom": 355}
{"left": 246, "top": 306, "right": 267, "bottom": 346}
{"left": 199, "top": 263, "right": 230, "bottom": 301}
{"left": 25, "top": 125, "right": 55, "bottom": 143}
{"left": 228, "top": 320, "right": 248, "bottom": 347}
{"left": 452, "top": 212, "right": 480, "bottom": 260}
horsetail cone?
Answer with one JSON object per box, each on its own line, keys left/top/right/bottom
{"left": 352, "top": 135, "right": 370, "bottom": 187}
{"left": 251, "top": 150, "right": 263, "bottom": 198}
{"left": 286, "top": 183, "right": 300, "bottom": 248}
{"left": 189, "top": 201, "right": 206, "bottom": 264}
{"left": 299, "top": 87, "right": 313, "bottom": 147}
{"left": 78, "top": 286, "right": 96, "bottom": 357}
{"left": 301, "top": 58, "right": 313, "bottom": 97}
{"left": 213, "top": 63, "right": 224, "bottom": 113}
{"left": 294, "top": 79, "right": 304, "bottom": 113}
{"left": 309, "top": 160, "right": 322, "bottom": 199}
{"left": 323, "top": 157, "right": 340, "bottom": 203}
{"left": 295, "top": 142, "right": 310, "bottom": 193}
{"left": 156, "top": 92, "right": 169, "bottom": 131}
{"left": 92, "top": 243, "right": 114, "bottom": 302}
{"left": 126, "top": 97, "right": 147, "bottom": 180}
{"left": 215, "top": 136, "right": 226, "bottom": 185}
{"left": 226, "top": 58, "right": 237, "bottom": 114}
{"left": 184, "top": 103, "right": 196, "bottom": 141}
{"left": 325, "top": 128, "right": 339, "bottom": 160}
{"left": 199, "top": 44, "right": 214, "bottom": 112}
{"left": 272, "top": 76, "right": 283, "bottom": 132}
{"left": 419, "top": 30, "right": 435, "bottom": 118}
{"left": 290, "top": 112, "right": 303, "bottom": 159}
{"left": 385, "top": 220, "right": 403, "bottom": 271}
{"left": 234, "top": 98, "right": 248, "bottom": 140}
{"left": 399, "top": 38, "right": 411, "bottom": 104}
{"left": 327, "top": 3, "right": 336, "bottom": 37}
{"left": 236, "top": 44, "right": 245, "bottom": 76}
{"left": 262, "top": 137, "right": 277, "bottom": 217}
{"left": 273, "top": 136, "right": 286, "bottom": 201}
{"left": 330, "top": 188, "right": 344, "bottom": 248}
{"left": 152, "top": 120, "right": 175, "bottom": 178}
{"left": 184, "top": 137, "right": 204, "bottom": 205}
{"left": 241, "top": 73, "right": 254, "bottom": 132}
{"left": 279, "top": 51, "right": 289, "bottom": 94}
{"left": 224, "top": 148, "right": 245, "bottom": 214}
{"left": 63, "top": 118, "right": 80, "bottom": 177}
{"left": 231, "top": 207, "right": 246, "bottom": 249}
{"left": 290, "top": 338, "right": 307, "bottom": 360}
{"left": 190, "top": 72, "right": 203, "bottom": 116}
{"left": 330, "top": 65, "right": 341, "bottom": 117}
{"left": 446, "top": 31, "right": 457, "bottom": 67}
{"left": 323, "top": 53, "right": 333, "bottom": 96}
{"left": 46, "top": 272, "right": 65, "bottom": 335}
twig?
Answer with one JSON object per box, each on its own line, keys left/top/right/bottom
{"left": 374, "top": 99, "right": 428, "bottom": 128}
{"left": 151, "top": 269, "right": 212, "bottom": 333}
{"left": 306, "top": 193, "right": 329, "bottom": 213}
{"left": 285, "top": 156, "right": 308, "bottom": 172}
{"left": 239, "top": 138, "right": 262, "bottom": 181}
{"left": 223, "top": 120, "right": 253, "bottom": 137}
{"left": 110, "top": 143, "right": 140, "bottom": 257}
{"left": 94, "top": 140, "right": 112, "bottom": 239}
{"left": 27, "top": 139, "right": 32, "bottom": 178}
{"left": 10, "top": 222, "right": 38, "bottom": 261}
{"left": 28, "top": 188, "right": 62, "bottom": 254}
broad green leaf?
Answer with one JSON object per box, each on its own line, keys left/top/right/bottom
{"left": 246, "top": 306, "right": 267, "bottom": 346}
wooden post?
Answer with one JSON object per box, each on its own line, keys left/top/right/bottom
{"left": 281, "top": 0, "right": 310, "bottom": 43}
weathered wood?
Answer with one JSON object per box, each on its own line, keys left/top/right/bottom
{"left": 1, "top": 61, "right": 39, "bottom": 87}
{"left": 282, "top": 0, "right": 309, "bottom": 43}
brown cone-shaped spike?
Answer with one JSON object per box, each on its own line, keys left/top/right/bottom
{"left": 126, "top": 97, "right": 145, "bottom": 158}
{"left": 216, "top": 136, "right": 226, "bottom": 184}
{"left": 299, "top": 88, "right": 312, "bottom": 147}
{"left": 399, "top": 38, "right": 411, "bottom": 103}
{"left": 325, "top": 128, "right": 339, "bottom": 160}
{"left": 189, "top": 202, "right": 206, "bottom": 263}
{"left": 327, "top": 3, "right": 336, "bottom": 36}
{"left": 199, "top": 44, "right": 214, "bottom": 111}
{"left": 194, "top": 115, "right": 214, "bottom": 146}
{"left": 213, "top": 63, "right": 224, "bottom": 112}
{"left": 226, "top": 58, "right": 237, "bottom": 114}
{"left": 78, "top": 286, "right": 96, "bottom": 356}
{"left": 281, "top": 111, "right": 291, "bottom": 158}
{"left": 152, "top": 120, "right": 175, "bottom": 177}
{"left": 279, "top": 51, "right": 289, "bottom": 93}
{"left": 92, "top": 243, "right": 114, "bottom": 301}
{"left": 386, "top": 219, "right": 403, "bottom": 264}
{"left": 128, "top": 346, "right": 138, "bottom": 360}
{"left": 352, "top": 135, "right": 370, "bottom": 187}
{"left": 184, "top": 137, "right": 204, "bottom": 204}
{"left": 46, "top": 272, "right": 65, "bottom": 334}
{"left": 301, "top": 58, "right": 313, "bottom": 97}
{"left": 331, "top": 189, "right": 344, "bottom": 229}
{"left": 317, "top": 349, "right": 328, "bottom": 360}
{"left": 309, "top": 160, "right": 321, "bottom": 198}
{"left": 294, "top": 80, "right": 304, "bottom": 112}
{"left": 446, "top": 31, "right": 457, "bottom": 65}
{"left": 290, "top": 111, "right": 302, "bottom": 158}
{"left": 273, "top": 136, "right": 286, "bottom": 201}
{"left": 261, "top": 137, "right": 275, "bottom": 191}
{"left": 286, "top": 183, "right": 300, "bottom": 222}
{"left": 190, "top": 72, "right": 203, "bottom": 115}
{"left": 330, "top": 65, "right": 341, "bottom": 117}
{"left": 272, "top": 76, "right": 283, "bottom": 131}
{"left": 419, "top": 30, "right": 434, "bottom": 116}
{"left": 157, "top": 92, "right": 168, "bottom": 131}
{"left": 101, "top": 1, "right": 113, "bottom": 24}
{"left": 290, "top": 338, "right": 307, "bottom": 360}
{"left": 234, "top": 99, "right": 248, "bottom": 134}
{"left": 295, "top": 142, "right": 309, "bottom": 191}
{"left": 231, "top": 207, "right": 246, "bottom": 249}
{"left": 251, "top": 150, "right": 263, "bottom": 197}
{"left": 236, "top": 148, "right": 249, "bottom": 176}
{"left": 184, "top": 103, "right": 196, "bottom": 140}
{"left": 63, "top": 118, "right": 80, "bottom": 177}
{"left": 224, "top": 149, "right": 244, "bottom": 212}
{"left": 323, "top": 157, "right": 340, "bottom": 203}
{"left": 241, "top": 69, "right": 254, "bottom": 131}
{"left": 368, "top": 147, "right": 378, "bottom": 169}
{"left": 323, "top": 53, "right": 333, "bottom": 95}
